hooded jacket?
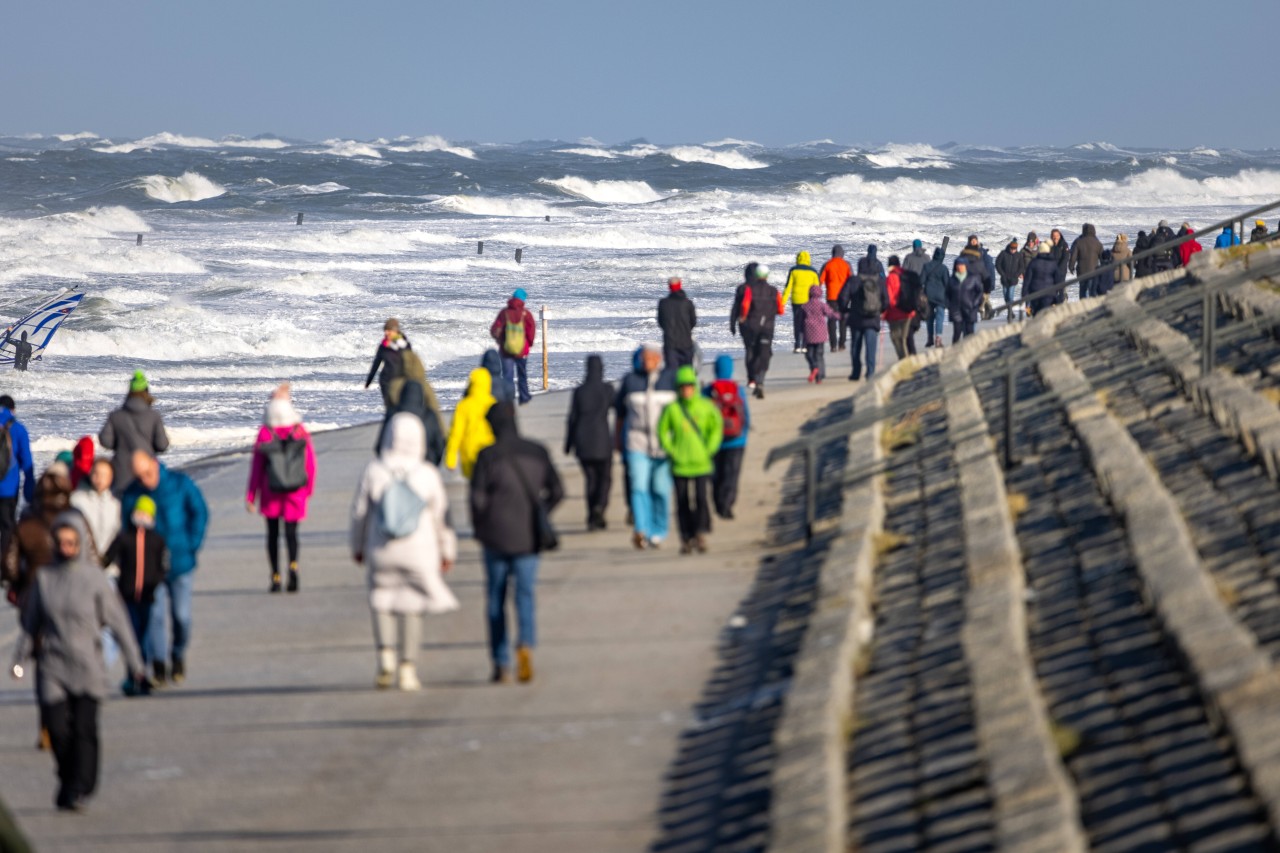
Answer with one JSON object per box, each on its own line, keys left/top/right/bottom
{"left": 901, "top": 246, "right": 931, "bottom": 282}
{"left": 1215, "top": 227, "right": 1241, "bottom": 249}
{"left": 1111, "top": 235, "right": 1133, "bottom": 282}
{"left": 657, "top": 288, "right": 697, "bottom": 350}
{"left": 3, "top": 469, "right": 73, "bottom": 599}
{"left": 104, "top": 522, "right": 167, "bottom": 605}
{"left": 959, "top": 242, "right": 993, "bottom": 293}
{"left": 658, "top": 375, "right": 724, "bottom": 479}
{"left": 705, "top": 355, "right": 750, "bottom": 451}
{"left": 378, "top": 379, "right": 446, "bottom": 465}
{"left": 1068, "top": 224, "right": 1105, "bottom": 277}
{"left": 482, "top": 349, "right": 516, "bottom": 405}
{"left": 730, "top": 264, "right": 757, "bottom": 336}
{"left": 782, "top": 252, "right": 821, "bottom": 306}
{"left": 365, "top": 335, "right": 412, "bottom": 389}
{"left": 470, "top": 405, "right": 564, "bottom": 557}
{"left": 71, "top": 437, "right": 94, "bottom": 490}
{"left": 843, "top": 250, "right": 890, "bottom": 332}
{"left": 489, "top": 298, "right": 537, "bottom": 359}
{"left": 121, "top": 464, "right": 208, "bottom": 577}
{"left": 565, "top": 355, "right": 614, "bottom": 462}
{"left": 615, "top": 353, "right": 678, "bottom": 458}
{"left": 99, "top": 393, "right": 169, "bottom": 495}
{"left": 801, "top": 285, "right": 840, "bottom": 343}
{"left": 921, "top": 248, "right": 950, "bottom": 305}
{"left": 1024, "top": 252, "right": 1065, "bottom": 314}
{"left": 445, "top": 368, "right": 496, "bottom": 478}
{"left": 739, "top": 276, "right": 783, "bottom": 336}
{"left": 995, "top": 244, "right": 1024, "bottom": 286}
{"left": 820, "top": 249, "right": 853, "bottom": 302}
{"left": 247, "top": 412, "right": 317, "bottom": 524}
{"left": 1178, "top": 226, "right": 1203, "bottom": 266}
{"left": 953, "top": 272, "right": 985, "bottom": 324}
{"left": 881, "top": 268, "right": 914, "bottom": 323}
{"left": 0, "top": 406, "right": 34, "bottom": 502}
{"left": 1151, "top": 224, "right": 1179, "bottom": 271}
{"left": 17, "top": 512, "right": 143, "bottom": 702}
{"left": 350, "top": 414, "right": 459, "bottom": 615}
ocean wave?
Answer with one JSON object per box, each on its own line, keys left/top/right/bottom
{"left": 309, "top": 139, "right": 383, "bottom": 159}
{"left": 702, "top": 138, "right": 762, "bottom": 148}
{"left": 864, "top": 143, "right": 951, "bottom": 170}
{"left": 254, "top": 228, "right": 457, "bottom": 255}
{"left": 55, "top": 132, "right": 99, "bottom": 142}
{"left": 56, "top": 206, "right": 151, "bottom": 233}
{"left": 487, "top": 225, "right": 774, "bottom": 250}
{"left": 141, "top": 171, "right": 227, "bottom": 203}
{"left": 555, "top": 147, "right": 619, "bottom": 159}
{"left": 619, "top": 144, "right": 767, "bottom": 170}
{"left": 539, "top": 177, "right": 667, "bottom": 204}
{"left": 93, "top": 132, "right": 289, "bottom": 154}
{"left": 384, "top": 135, "right": 476, "bottom": 159}
{"left": 434, "top": 195, "right": 558, "bottom": 217}
{"left": 296, "top": 182, "right": 350, "bottom": 194}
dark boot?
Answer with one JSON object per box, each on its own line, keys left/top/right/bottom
{"left": 287, "top": 563, "right": 299, "bottom": 593}
{"left": 151, "top": 661, "right": 167, "bottom": 688}
{"left": 270, "top": 572, "right": 282, "bottom": 593}
{"left": 170, "top": 657, "right": 185, "bottom": 685}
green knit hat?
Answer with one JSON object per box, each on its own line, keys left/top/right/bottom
{"left": 130, "top": 370, "right": 148, "bottom": 393}
{"left": 133, "top": 495, "right": 156, "bottom": 519}
{"left": 676, "top": 365, "right": 699, "bottom": 387}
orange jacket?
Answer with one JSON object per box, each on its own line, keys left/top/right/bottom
{"left": 819, "top": 258, "right": 852, "bottom": 302}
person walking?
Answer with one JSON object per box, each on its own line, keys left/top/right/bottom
{"left": 445, "top": 368, "right": 496, "bottom": 480}
{"left": 3, "top": 468, "right": 72, "bottom": 607}
{"left": 99, "top": 373, "right": 169, "bottom": 497}
{"left": 801, "top": 285, "right": 840, "bottom": 382}
{"left": 842, "top": 256, "right": 888, "bottom": 381}
{"left": 1250, "top": 220, "right": 1269, "bottom": 243}
{"left": 614, "top": 345, "right": 676, "bottom": 549}
{"left": 705, "top": 355, "right": 749, "bottom": 520}
{"left": 470, "top": 403, "right": 563, "bottom": 684}
{"left": 882, "top": 257, "right": 916, "bottom": 359}
{"left": 122, "top": 452, "right": 208, "bottom": 687}
{"left": 565, "top": 355, "right": 614, "bottom": 531}
{"left": 953, "top": 261, "right": 984, "bottom": 340}
{"left": 995, "top": 238, "right": 1023, "bottom": 319}
{"left": 900, "top": 240, "right": 930, "bottom": 346}
{"left": 489, "top": 289, "right": 537, "bottom": 405}
{"left": 1024, "top": 243, "right": 1064, "bottom": 316}
{"left": 1112, "top": 233, "right": 1133, "bottom": 283}
{"left": 70, "top": 460, "right": 120, "bottom": 571}
{"left": 364, "top": 319, "right": 413, "bottom": 411}
{"left": 1151, "top": 220, "right": 1179, "bottom": 274}
{"left": 350, "top": 413, "right": 459, "bottom": 691}
{"left": 658, "top": 366, "right": 723, "bottom": 555}
{"left": 1069, "top": 224, "right": 1106, "bottom": 299}
{"left": 781, "top": 251, "right": 821, "bottom": 353}
{"left": 246, "top": 391, "right": 316, "bottom": 593}
{"left": 819, "top": 246, "right": 852, "bottom": 352}
{"left": 657, "top": 276, "right": 697, "bottom": 369}
{"left": 481, "top": 349, "right": 515, "bottom": 407}
{"left": 1177, "top": 223, "right": 1203, "bottom": 267}
{"left": 103, "top": 496, "right": 166, "bottom": 693}
{"left": 0, "top": 395, "right": 35, "bottom": 553}
{"left": 735, "top": 265, "right": 782, "bottom": 398}
{"left": 13, "top": 512, "right": 145, "bottom": 811}
{"left": 921, "top": 248, "right": 950, "bottom": 347}
{"left": 377, "top": 377, "right": 446, "bottom": 467}
{"left": 1049, "top": 229, "right": 1071, "bottom": 280}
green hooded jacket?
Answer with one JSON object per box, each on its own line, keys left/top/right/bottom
{"left": 658, "top": 369, "right": 724, "bottom": 478}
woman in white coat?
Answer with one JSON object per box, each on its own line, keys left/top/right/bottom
{"left": 350, "top": 413, "right": 459, "bottom": 691}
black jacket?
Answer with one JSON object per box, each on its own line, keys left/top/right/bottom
{"left": 470, "top": 406, "right": 565, "bottom": 557}
{"left": 1024, "top": 255, "right": 1065, "bottom": 314}
{"left": 739, "top": 279, "right": 781, "bottom": 336}
{"left": 921, "top": 249, "right": 950, "bottom": 304}
{"left": 1151, "top": 225, "right": 1179, "bottom": 271}
{"left": 1049, "top": 238, "right": 1070, "bottom": 278}
{"left": 1068, "top": 224, "right": 1105, "bottom": 277}
{"left": 365, "top": 337, "right": 412, "bottom": 388}
{"left": 842, "top": 275, "right": 890, "bottom": 331}
{"left": 376, "top": 379, "right": 445, "bottom": 465}
{"left": 954, "top": 273, "right": 984, "bottom": 324}
{"left": 565, "top": 356, "right": 614, "bottom": 463}
{"left": 657, "top": 290, "right": 697, "bottom": 350}
{"left": 105, "top": 526, "right": 167, "bottom": 605}
{"left": 995, "top": 246, "right": 1024, "bottom": 286}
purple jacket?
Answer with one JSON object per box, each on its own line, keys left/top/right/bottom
{"left": 801, "top": 286, "right": 839, "bottom": 345}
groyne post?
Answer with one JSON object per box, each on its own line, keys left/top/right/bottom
{"left": 296, "top": 212, "right": 304, "bottom": 226}
{"left": 136, "top": 233, "right": 143, "bottom": 246}
{"left": 477, "top": 241, "right": 484, "bottom": 255}
{"left": 516, "top": 248, "right": 523, "bottom": 264}
{"left": 540, "top": 305, "right": 549, "bottom": 391}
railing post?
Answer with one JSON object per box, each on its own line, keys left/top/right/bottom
{"left": 1201, "top": 289, "right": 1216, "bottom": 375}
{"left": 804, "top": 444, "right": 816, "bottom": 544}
{"left": 1004, "top": 364, "right": 1018, "bottom": 470}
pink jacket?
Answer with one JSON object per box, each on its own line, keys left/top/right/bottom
{"left": 246, "top": 425, "right": 316, "bottom": 522}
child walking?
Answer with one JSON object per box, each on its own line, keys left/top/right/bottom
{"left": 801, "top": 284, "right": 840, "bottom": 382}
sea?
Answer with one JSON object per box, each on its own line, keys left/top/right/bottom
{"left": 1, "top": 132, "right": 1277, "bottom": 470}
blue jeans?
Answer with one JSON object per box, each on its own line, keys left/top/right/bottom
{"left": 482, "top": 550, "right": 539, "bottom": 667}
{"left": 502, "top": 355, "right": 531, "bottom": 404}
{"left": 1002, "top": 286, "right": 1016, "bottom": 312}
{"left": 928, "top": 301, "right": 946, "bottom": 340}
{"left": 625, "top": 451, "right": 672, "bottom": 542}
{"left": 148, "top": 572, "right": 194, "bottom": 663}
{"left": 848, "top": 327, "right": 879, "bottom": 380}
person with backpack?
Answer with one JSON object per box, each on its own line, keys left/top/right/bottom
{"left": 819, "top": 246, "right": 852, "bottom": 352}
{"left": 1250, "top": 220, "right": 1269, "bottom": 243}
{"left": 801, "top": 284, "right": 841, "bottom": 382}
{"left": 364, "top": 319, "right": 414, "bottom": 411}
{"left": 99, "top": 373, "right": 169, "bottom": 497}
{"left": 657, "top": 276, "right": 698, "bottom": 369}
{"left": 882, "top": 256, "right": 917, "bottom": 359}
{"left": 481, "top": 349, "right": 515, "bottom": 406}
{"left": 705, "top": 355, "right": 749, "bottom": 520}
{"left": 842, "top": 248, "right": 888, "bottom": 381}
{"left": 351, "top": 413, "right": 459, "bottom": 691}
{"left": 488, "top": 289, "right": 537, "bottom": 406}
{"left": 734, "top": 265, "right": 782, "bottom": 399}
{"left": 470, "top": 402, "right": 564, "bottom": 684}
{"left": 103, "top": 495, "right": 166, "bottom": 694}
{"left": 445, "top": 368, "right": 496, "bottom": 480}
{"left": 0, "top": 395, "right": 35, "bottom": 555}
{"left": 246, "top": 389, "right": 316, "bottom": 594}
{"left": 658, "top": 366, "right": 723, "bottom": 555}
{"left": 781, "top": 251, "right": 821, "bottom": 352}
{"left": 564, "top": 355, "right": 614, "bottom": 531}
{"left": 921, "top": 248, "right": 950, "bottom": 348}
{"left": 377, "top": 378, "right": 446, "bottom": 467}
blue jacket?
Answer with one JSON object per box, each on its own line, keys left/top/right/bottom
{"left": 1215, "top": 228, "right": 1240, "bottom": 249}
{"left": 0, "top": 407, "right": 34, "bottom": 502}
{"left": 122, "top": 464, "right": 208, "bottom": 576}
{"left": 704, "top": 354, "right": 750, "bottom": 450}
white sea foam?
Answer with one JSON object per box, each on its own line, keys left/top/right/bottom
{"left": 311, "top": 139, "right": 383, "bottom": 159}
{"left": 702, "top": 138, "right": 762, "bottom": 148}
{"left": 434, "top": 195, "right": 558, "bottom": 217}
{"left": 618, "top": 144, "right": 766, "bottom": 169}
{"left": 864, "top": 143, "right": 951, "bottom": 170}
{"left": 255, "top": 227, "right": 457, "bottom": 255}
{"left": 295, "top": 182, "right": 349, "bottom": 194}
{"left": 94, "top": 132, "right": 289, "bottom": 153}
{"left": 385, "top": 135, "right": 477, "bottom": 159}
{"left": 55, "top": 132, "right": 99, "bottom": 142}
{"left": 1191, "top": 147, "right": 1221, "bottom": 158}
{"left": 555, "top": 147, "right": 619, "bottom": 159}
{"left": 539, "top": 177, "right": 667, "bottom": 204}
{"left": 141, "top": 171, "right": 227, "bottom": 203}
{"left": 57, "top": 206, "right": 151, "bottom": 233}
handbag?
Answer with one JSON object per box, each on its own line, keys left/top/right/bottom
{"left": 509, "top": 454, "right": 559, "bottom": 552}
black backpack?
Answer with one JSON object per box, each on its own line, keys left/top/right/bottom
{"left": 261, "top": 428, "right": 308, "bottom": 493}
{"left": 895, "top": 272, "right": 921, "bottom": 313}
{"left": 858, "top": 275, "right": 883, "bottom": 318}
{"left": 0, "top": 422, "right": 11, "bottom": 482}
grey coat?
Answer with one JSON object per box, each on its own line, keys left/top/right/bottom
{"left": 16, "top": 513, "right": 142, "bottom": 703}
{"left": 100, "top": 394, "right": 169, "bottom": 494}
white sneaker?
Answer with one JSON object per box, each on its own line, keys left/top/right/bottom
{"left": 375, "top": 649, "right": 395, "bottom": 690}
{"left": 397, "top": 662, "right": 421, "bottom": 692}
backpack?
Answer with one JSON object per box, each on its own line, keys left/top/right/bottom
{"left": 377, "top": 472, "right": 426, "bottom": 539}
{"left": 502, "top": 312, "right": 527, "bottom": 357}
{"left": 895, "top": 272, "right": 921, "bottom": 313}
{"left": 260, "top": 428, "right": 308, "bottom": 493}
{"left": 858, "top": 275, "right": 882, "bottom": 318}
{"left": 0, "top": 421, "right": 11, "bottom": 483}
{"left": 709, "top": 381, "right": 746, "bottom": 440}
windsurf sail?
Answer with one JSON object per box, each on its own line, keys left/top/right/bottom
{"left": 0, "top": 289, "right": 84, "bottom": 366}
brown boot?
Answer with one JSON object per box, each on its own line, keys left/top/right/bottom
{"left": 516, "top": 646, "right": 534, "bottom": 683}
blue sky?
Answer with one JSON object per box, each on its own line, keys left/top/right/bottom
{"left": 3, "top": 0, "right": 1273, "bottom": 148}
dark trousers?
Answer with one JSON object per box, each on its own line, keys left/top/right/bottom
{"left": 579, "top": 459, "right": 612, "bottom": 522}
{"left": 674, "top": 476, "right": 712, "bottom": 542}
{"left": 713, "top": 448, "right": 744, "bottom": 518}
{"left": 826, "top": 300, "right": 846, "bottom": 349}
{"left": 664, "top": 345, "right": 694, "bottom": 371}
{"left": 792, "top": 311, "right": 804, "bottom": 350}
{"left": 888, "top": 320, "right": 912, "bottom": 359}
{"left": 0, "top": 496, "right": 16, "bottom": 556}
{"left": 44, "top": 695, "right": 100, "bottom": 806}
{"left": 125, "top": 599, "right": 153, "bottom": 662}
{"left": 848, "top": 327, "right": 879, "bottom": 380}
{"left": 805, "top": 344, "right": 827, "bottom": 379}
{"left": 956, "top": 318, "right": 976, "bottom": 339}
{"left": 265, "top": 518, "right": 299, "bottom": 574}
{"left": 742, "top": 328, "right": 773, "bottom": 386}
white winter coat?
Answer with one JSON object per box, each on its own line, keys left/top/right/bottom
{"left": 350, "top": 413, "right": 459, "bottom": 615}
{"left": 70, "top": 486, "right": 122, "bottom": 569}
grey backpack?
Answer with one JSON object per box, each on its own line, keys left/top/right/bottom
{"left": 377, "top": 472, "right": 426, "bottom": 539}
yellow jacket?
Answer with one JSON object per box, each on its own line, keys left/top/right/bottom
{"left": 781, "top": 251, "right": 821, "bottom": 306}
{"left": 446, "top": 368, "right": 496, "bottom": 478}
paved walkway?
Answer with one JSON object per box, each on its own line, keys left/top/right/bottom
{"left": 1, "top": 342, "right": 902, "bottom": 852}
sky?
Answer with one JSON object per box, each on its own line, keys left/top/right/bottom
{"left": 3, "top": 0, "right": 1275, "bottom": 149}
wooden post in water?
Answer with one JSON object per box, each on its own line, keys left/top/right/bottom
{"left": 545, "top": 215, "right": 550, "bottom": 222}
{"left": 477, "top": 241, "right": 484, "bottom": 255}
{"left": 515, "top": 248, "right": 523, "bottom": 264}
{"left": 540, "top": 305, "right": 549, "bottom": 391}
{"left": 296, "top": 212, "right": 304, "bottom": 226}
{"left": 136, "top": 234, "right": 143, "bottom": 246}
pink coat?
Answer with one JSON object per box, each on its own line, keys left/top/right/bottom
{"left": 246, "top": 425, "right": 316, "bottom": 522}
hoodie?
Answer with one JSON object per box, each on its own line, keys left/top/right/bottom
{"left": 782, "top": 251, "right": 821, "bottom": 306}
{"left": 489, "top": 298, "right": 537, "bottom": 359}
{"left": 921, "top": 248, "right": 950, "bottom": 305}
{"left": 1068, "top": 224, "right": 1105, "bottom": 278}
{"left": 445, "top": 368, "right": 496, "bottom": 478}
{"left": 658, "top": 370, "right": 724, "bottom": 479}
{"left": 565, "top": 355, "right": 615, "bottom": 462}
{"left": 482, "top": 349, "right": 516, "bottom": 405}
{"left": 1215, "top": 226, "right": 1241, "bottom": 249}
{"left": 705, "top": 355, "right": 750, "bottom": 450}
{"left": 470, "top": 404, "right": 564, "bottom": 557}
{"left": 657, "top": 288, "right": 697, "bottom": 350}
{"left": 0, "top": 406, "right": 34, "bottom": 502}
{"left": 99, "top": 393, "right": 169, "bottom": 496}
{"left": 614, "top": 352, "right": 677, "bottom": 458}
{"left": 819, "top": 247, "right": 852, "bottom": 302}
{"left": 1178, "top": 226, "right": 1203, "bottom": 266}
{"left": 801, "top": 285, "right": 840, "bottom": 343}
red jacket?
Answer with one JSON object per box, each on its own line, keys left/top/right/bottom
{"left": 1179, "top": 231, "right": 1203, "bottom": 266}
{"left": 489, "top": 298, "right": 537, "bottom": 359}
{"left": 881, "top": 268, "right": 914, "bottom": 322}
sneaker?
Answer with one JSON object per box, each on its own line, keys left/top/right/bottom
{"left": 375, "top": 649, "right": 395, "bottom": 689}
{"left": 170, "top": 657, "right": 185, "bottom": 685}
{"left": 632, "top": 531, "right": 646, "bottom": 550}
{"left": 397, "top": 662, "right": 421, "bottom": 692}
{"left": 516, "top": 646, "right": 534, "bottom": 683}
{"left": 747, "top": 380, "right": 756, "bottom": 390}
{"left": 151, "top": 661, "right": 167, "bottom": 688}
{"left": 808, "top": 368, "right": 818, "bottom": 383}
{"left": 287, "top": 564, "right": 299, "bottom": 593}
{"left": 848, "top": 374, "right": 860, "bottom": 382}
{"left": 491, "top": 664, "right": 511, "bottom": 684}
{"left": 754, "top": 386, "right": 765, "bottom": 400}
{"left": 695, "top": 535, "right": 708, "bottom": 554}
{"left": 648, "top": 536, "right": 663, "bottom": 550}
{"left": 270, "top": 573, "right": 282, "bottom": 593}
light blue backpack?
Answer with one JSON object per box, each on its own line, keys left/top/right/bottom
{"left": 377, "top": 472, "right": 426, "bottom": 539}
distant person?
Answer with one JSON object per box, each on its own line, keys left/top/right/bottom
{"left": 1250, "top": 219, "right": 1269, "bottom": 243}
{"left": 1024, "top": 243, "right": 1065, "bottom": 316}
{"left": 13, "top": 512, "right": 145, "bottom": 811}
{"left": 99, "top": 372, "right": 169, "bottom": 496}
{"left": 921, "top": 248, "right": 950, "bottom": 347}
{"left": 364, "top": 319, "right": 413, "bottom": 410}
{"left": 1112, "top": 234, "right": 1133, "bottom": 283}
{"left": 470, "top": 403, "right": 563, "bottom": 684}
{"left": 0, "top": 395, "right": 35, "bottom": 551}
{"left": 843, "top": 252, "right": 888, "bottom": 381}
{"left": 70, "top": 437, "right": 94, "bottom": 491}
{"left": 995, "top": 238, "right": 1023, "bottom": 319}
{"left": 615, "top": 344, "right": 676, "bottom": 549}
{"left": 1021, "top": 231, "right": 1040, "bottom": 270}
{"left": 734, "top": 264, "right": 782, "bottom": 398}
{"left": 819, "top": 245, "right": 852, "bottom": 351}
{"left": 489, "top": 289, "right": 536, "bottom": 405}
{"left": 959, "top": 235, "right": 995, "bottom": 319}
{"left": 1096, "top": 249, "right": 1118, "bottom": 296}
{"left": 1134, "top": 230, "right": 1153, "bottom": 278}
{"left": 70, "top": 460, "right": 120, "bottom": 571}
{"left": 13, "top": 331, "right": 32, "bottom": 372}
{"left": 705, "top": 355, "right": 749, "bottom": 520}
{"left": 657, "top": 276, "right": 697, "bottom": 369}
{"left": 781, "top": 251, "right": 821, "bottom": 352}
{"left": 3, "top": 467, "right": 72, "bottom": 607}
{"left": 900, "top": 239, "right": 930, "bottom": 344}
{"left": 1069, "top": 224, "right": 1105, "bottom": 299}
{"left": 1151, "top": 220, "right": 1179, "bottom": 274}
{"left": 1049, "top": 229, "right": 1070, "bottom": 280}
{"left": 246, "top": 390, "right": 317, "bottom": 594}
{"left": 658, "top": 366, "right": 723, "bottom": 555}
{"left": 445, "top": 368, "right": 496, "bottom": 480}
{"left": 103, "top": 495, "right": 167, "bottom": 694}
{"left": 951, "top": 260, "right": 984, "bottom": 340}
{"left": 730, "top": 263, "right": 757, "bottom": 347}
{"left": 1216, "top": 225, "right": 1241, "bottom": 249}
{"left": 801, "top": 284, "right": 840, "bottom": 382}
{"left": 350, "top": 413, "right": 459, "bottom": 691}
{"left": 122, "top": 451, "right": 208, "bottom": 687}
{"left": 564, "top": 355, "right": 614, "bottom": 531}
{"left": 882, "top": 256, "right": 916, "bottom": 359}
{"left": 1177, "top": 223, "right": 1203, "bottom": 267}
{"left": 481, "top": 349, "right": 515, "bottom": 406}
{"left": 377, "top": 375, "right": 446, "bottom": 467}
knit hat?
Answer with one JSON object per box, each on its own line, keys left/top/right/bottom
{"left": 134, "top": 495, "right": 157, "bottom": 519}
{"left": 675, "top": 365, "right": 698, "bottom": 387}
{"left": 912, "top": 239, "right": 923, "bottom": 249}
{"left": 512, "top": 288, "right": 528, "bottom": 302}
{"left": 756, "top": 265, "right": 770, "bottom": 280}
{"left": 1257, "top": 220, "right": 1267, "bottom": 227}
{"left": 1158, "top": 219, "right": 1169, "bottom": 229}
{"left": 130, "top": 370, "right": 148, "bottom": 393}
{"left": 668, "top": 276, "right": 683, "bottom": 291}
{"left": 55, "top": 450, "right": 73, "bottom": 466}
{"left": 1038, "top": 243, "right": 1052, "bottom": 254}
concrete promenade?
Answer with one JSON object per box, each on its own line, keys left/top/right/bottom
{"left": 0, "top": 343, "right": 898, "bottom": 852}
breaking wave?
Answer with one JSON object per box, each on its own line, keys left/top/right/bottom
{"left": 539, "top": 177, "right": 667, "bottom": 203}
{"left": 140, "top": 171, "right": 227, "bottom": 203}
